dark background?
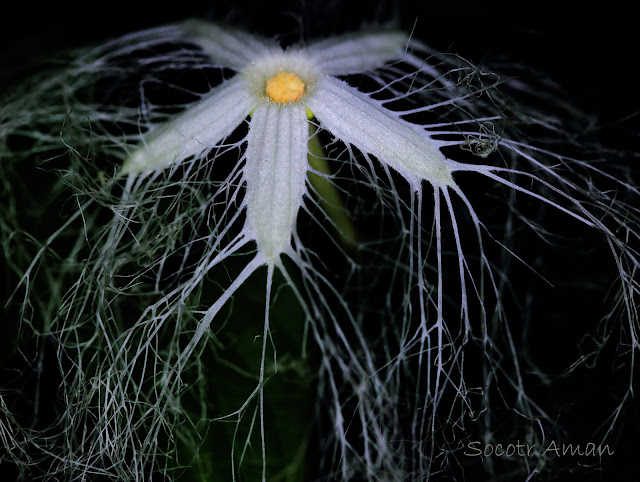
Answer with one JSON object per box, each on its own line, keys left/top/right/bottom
{"left": 2, "top": 0, "right": 637, "bottom": 127}
{"left": 1, "top": 1, "right": 637, "bottom": 480}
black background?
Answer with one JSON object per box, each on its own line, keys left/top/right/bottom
{"left": 1, "top": 0, "right": 637, "bottom": 127}
{"left": 1, "top": 1, "right": 637, "bottom": 480}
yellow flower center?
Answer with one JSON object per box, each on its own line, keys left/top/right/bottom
{"left": 265, "top": 71, "right": 305, "bottom": 103}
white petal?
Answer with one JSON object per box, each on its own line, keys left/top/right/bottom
{"left": 306, "top": 76, "right": 452, "bottom": 188}
{"left": 304, "top": 30, "right": 408, "bottom": 75}
{"left": 122, "top": 77, "right": 253, "bottom": 174}
{"left": 181, "top": 20, "right": 277, "bottom": 71}
{"left": 244, "top": 103, "right": 309, "bottom": 262}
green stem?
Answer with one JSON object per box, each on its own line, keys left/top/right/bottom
{"left": 306, "top": 121, "right": 359, "bottom": 250}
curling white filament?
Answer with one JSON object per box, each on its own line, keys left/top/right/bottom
{"left": 0, "top": 18, "right": 637, "bottom": 482}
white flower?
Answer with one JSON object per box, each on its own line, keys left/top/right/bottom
{"left": 122, "top": 20, "right": 453, "bottom": 264}
{"left": 1, "top": 18, "right": 638, "bottom": 482}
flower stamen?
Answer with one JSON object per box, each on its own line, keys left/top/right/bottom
{"left": 266, "top": 71, "right": 305, "bottom": 103}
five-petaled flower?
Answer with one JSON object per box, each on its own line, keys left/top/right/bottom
{"left": 3, "top": 16, "right": 637, "bottom": 482}
{"left": 123, "top": 20, "right": 454, "bottom": 264}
